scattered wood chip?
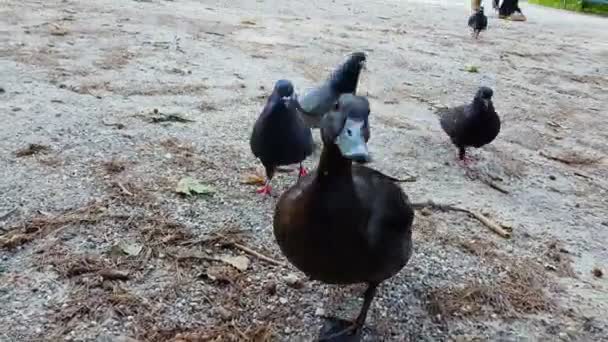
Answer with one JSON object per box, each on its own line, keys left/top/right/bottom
{"left": 101, "top": 120, "right": 126, "bottom": 129}
{"left": 240, "top": 20, "right": 257, "bottom": 26}
{"left": 412, "top": 200, "right": 511, "bottom": 238}
{"left": 466, "top": 170, "right": 509, "bottom": 195}
{"left": 204, "top": 31, "right": 225, "bottom": 37}
{"left": 149, "top": 113, "right": 195, "bottom": 123}
{"left": 99, "top": 269, "right": 130, "bottom": 281}
{"left": 214, "top": 233, "right": 286, "bottom": 267}
{"left": 241, "top": 174, "right": 266, "bottom": 186}
{"left": 220, "top": 255, "right": 250, "bottom": 271}
{"left": 49, "top": 23, "right": 68, "bottom": 36}
{"left": 539, "top": 151, "right": 603, "bottom": 166}
{"left": 201, "top": 265, "right": 239, "bottom": 284}
{"left": 14, "top": 144, "right": 51, "bottom": 157}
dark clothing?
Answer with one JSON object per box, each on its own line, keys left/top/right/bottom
{"left": 495, "top": 0, "right": 521, "bottom": 16}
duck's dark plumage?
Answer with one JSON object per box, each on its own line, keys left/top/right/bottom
{"left": 250, "top": 79, "right": 314, "bottom": 194}
{"left": 438, "top": 86, "right": 500, "bottom": 162}
{"left": 296, "top": 52, "right": 366, "bottom": 128}
{"left": 274, "top": 94, "right": 414, "bottom": 340}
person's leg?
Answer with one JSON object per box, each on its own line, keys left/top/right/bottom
{"left": 499, "top": 0, "right": 526, "bottom": 20}
{"left": 471, "top": 0, "right": 481, "bottom": 12}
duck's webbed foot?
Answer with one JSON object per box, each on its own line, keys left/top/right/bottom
{"left": 318, "top": 317, "right": 362, "bottom": 342}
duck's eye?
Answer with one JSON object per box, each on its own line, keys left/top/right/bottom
{"left": 346, "top": 129, "right": 352, "bottom": 136}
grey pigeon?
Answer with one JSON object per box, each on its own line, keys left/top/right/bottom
{"left": 250, "top": 79, "right": 314, "bottom": 195}
{"left": 295, "top": 52, "right": 366, "bottom": 129}
{"left": 468, "top": 6, "right": 488, "bottom": 39}
{"left": 438, "top": 86, "right": 500, "bottom": 165}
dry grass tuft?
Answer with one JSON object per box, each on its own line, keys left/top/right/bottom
{"left": 159, "top": 138, "right": 215, "bottom": 171}
{"left": 543, "top": 240, "right": 576, "bottom": 277}
{"left": 427, "top": 259, "right": 555, "bottom": 319}
{"left": 139, "top": 217, "right": 192, "bottom": 246}
{"left": 14, "top": 143, "right": 51, "bottom": 157}
{"left": 1, "top": 201, "right": 108, "bottom": 249}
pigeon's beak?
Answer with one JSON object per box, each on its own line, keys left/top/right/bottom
{"left": 482, "top": 98, "right": 490, "bottom": 108}
{"left": 360, "top": 60, "right": 367, "bottom": 71}
{"left": 282, "top": 93, "right": 296, "bottom": 106}
{"left": 335, "top": 118, "right": 370, "bottom": 163}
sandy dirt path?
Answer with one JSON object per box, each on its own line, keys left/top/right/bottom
{"left": 1, "top": 0, "right": 607, "bottom": 341}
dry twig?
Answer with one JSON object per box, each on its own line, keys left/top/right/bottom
{"left": 411, "top": 200, "right": 511, "bottom": 238}
{"left": 216, "top": 233, "right": 285, "bottom": 266}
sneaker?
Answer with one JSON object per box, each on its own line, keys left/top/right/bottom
{"left": 508, "top": 10, "right": 527, "bottom": 21}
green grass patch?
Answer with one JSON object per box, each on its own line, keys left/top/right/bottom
{"left": 529, "top": 0, "right": 608, "bottom": 16}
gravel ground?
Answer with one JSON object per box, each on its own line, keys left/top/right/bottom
{"left": 1, "top": 0, "right": 607, "bottom": 341}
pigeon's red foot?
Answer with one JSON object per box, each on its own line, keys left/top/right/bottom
{"left": 256, "top": 184, "right": 272, "bottom": 195}
{"left": 457, "top": 155, "right": 476, "bottom": 166}
{"left": 299, "top": 165, "right": 308, "bottom": 177}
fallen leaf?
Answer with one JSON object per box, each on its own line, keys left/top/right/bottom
{"left": 176, "top": 177, "right": 215, "bottom": 196}
{"left": 464, "top": 65, "right": 479, "bottom": 73}
{"left": 120, "top": 241, "right": 143, "bottom": 256}
{"left": 220, "top": 255, "right": 250, "bottom": 271}
{"left": 242, "top": 174, "right": 265, "bottom": 185}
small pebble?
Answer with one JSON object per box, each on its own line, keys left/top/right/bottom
{"left": 592, "top": 268, "right": 603, "bottom": 278}
{"left": 216, "top": 306, "right": 232, "bottom": 320}
{"left": 315, "top": 308, "right": 325, "bottom": 316}
{"left": 283, "top": 273, "right": 304, "bottom": 289}
{"left": 420, "top": 208, "right": 432, "bottom": 217}
{"left": 279, "top": 297, "right": 288, "bottom": 304}
{"left": 549, "top": 175, "right": 556, "bottom": 180}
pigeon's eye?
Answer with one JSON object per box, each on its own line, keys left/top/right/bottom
{"left": 333, "top": 103, "right": 339, "bottom": 111}
{"left": 346, "top": 129, "right": 352, "bottom": 136}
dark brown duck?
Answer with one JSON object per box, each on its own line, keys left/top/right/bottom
{"left": 273, "top": 94, "right": 414, "bottom": 341}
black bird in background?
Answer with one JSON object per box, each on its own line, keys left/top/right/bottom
{"left": 438, "top": 86, "right": 501, "bottom": 166}
{"left": 250, "top": 79, "right": 314, "bottom": 195}
{"left": 468, "top": 6, "right": 488, "bottom": 39}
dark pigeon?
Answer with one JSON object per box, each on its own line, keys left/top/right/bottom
{"left": 468, "top": 6, "right": 488, "bottom": 39}
{"left": 295, "top": 52, "right": 366, "bottom": 128}
{"left": 438, "top": 86, "right": 500, "bottom": 165}
{"left": 250, "top": 79, "right": 314, "bottom": 195}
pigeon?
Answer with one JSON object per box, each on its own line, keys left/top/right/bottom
{"left": 468, "top": 6, "right": 488, "bottom": 39}
{"left": 295, "top": 52, "right": 366, "bottom": 129}
{"left": 438, "top": 86, "right": 500, "bottom": 165}
{"left": 250, "top": 79, "right": 314, "bottom": 195}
